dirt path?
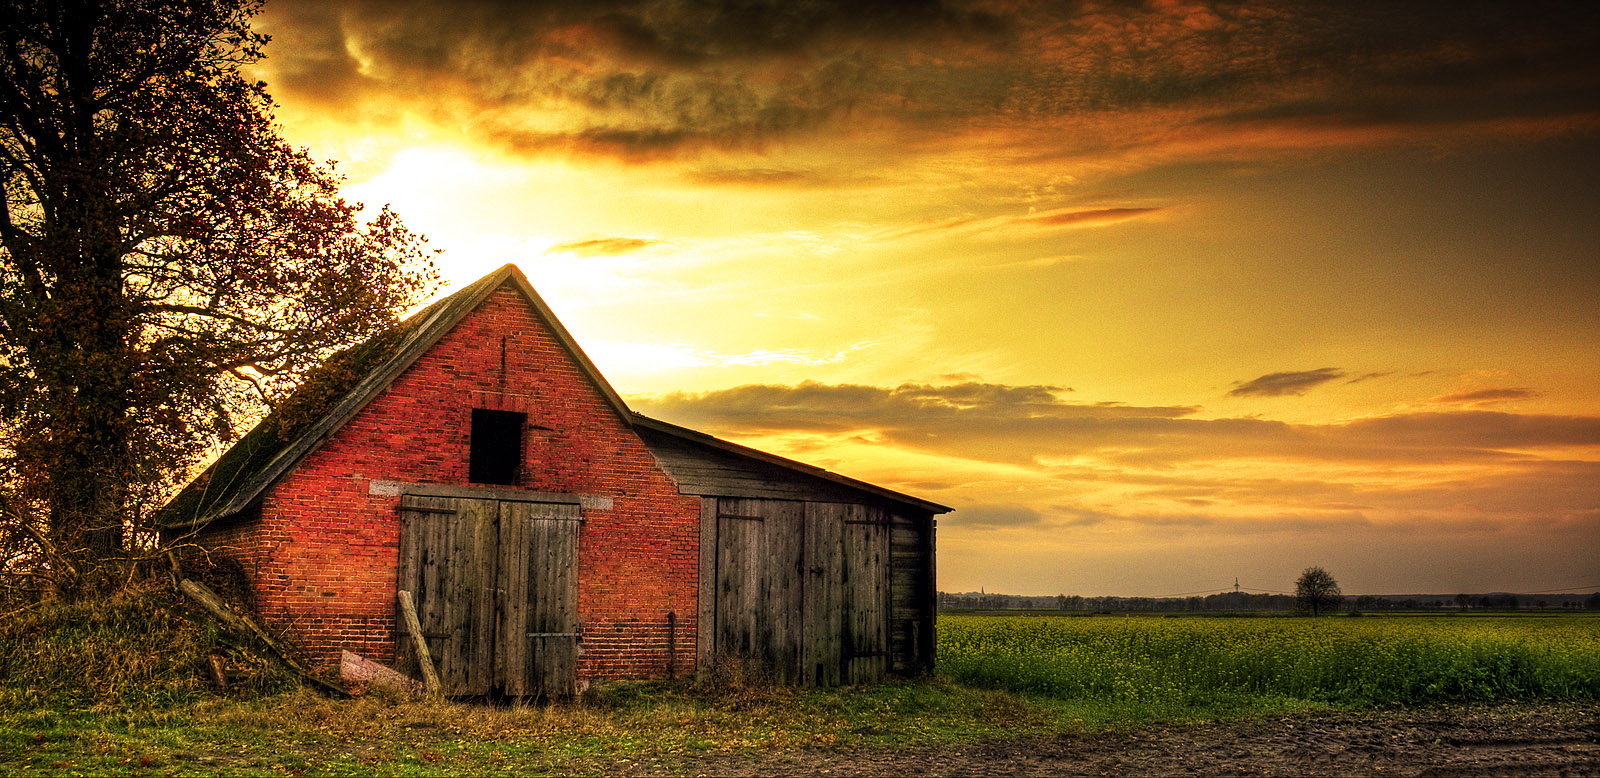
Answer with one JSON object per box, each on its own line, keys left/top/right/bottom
{"left": 651, "top": 702, "right": 1600, "bottom": 777}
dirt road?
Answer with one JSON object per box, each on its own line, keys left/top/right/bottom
{"left": 656, "top": 702, "right": 1599, "bottom": 777}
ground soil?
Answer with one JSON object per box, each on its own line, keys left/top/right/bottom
{"left": 646, "top": 702, "right": 1600, "bottom": 777}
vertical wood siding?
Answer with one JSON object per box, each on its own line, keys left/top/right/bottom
{"left": 397, "top": 494, "right": 580, "bottom": 697}
{"left": 701, "top": 497, "right": 917, "bottom": 685}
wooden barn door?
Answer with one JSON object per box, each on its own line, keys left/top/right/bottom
{"left": 397, "top": 495, "right": 579, "bottom": 697}
{"left": 496, "top": 500, "right": 581, "bottom": 697}
{"left": 714, "top": 498, "right": 805, "bottom": 683}
{"left": 397, "top": 495, "right": 499, "bottom": 694}
{"left": 709, "top": 498, "right": 890, "bottom": 686}
{"left": 839, "top": 505, "right": 890, "bottom": 684}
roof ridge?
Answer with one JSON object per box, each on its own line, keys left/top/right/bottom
{"left": 159, "top": 263, "right": 632, "bottom": 529}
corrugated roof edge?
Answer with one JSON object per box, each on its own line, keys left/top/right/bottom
{"left": 630, "top": 413, "right": 952, "bottom": 515}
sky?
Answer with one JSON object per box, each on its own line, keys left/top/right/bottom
{"left": 246, "top": 0, "right": 1600, "bottom": 597}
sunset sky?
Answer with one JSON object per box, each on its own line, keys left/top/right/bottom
{"left": 246, "top": 0, "right": 1599, "bottom": 597}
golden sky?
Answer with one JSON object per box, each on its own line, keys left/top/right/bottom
{"left": 248, "top": 0, "right": 1599, "bottom": 597}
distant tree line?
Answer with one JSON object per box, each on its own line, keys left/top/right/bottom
{"left": 937, "top": 591, "right": 1600, "bottom": 613}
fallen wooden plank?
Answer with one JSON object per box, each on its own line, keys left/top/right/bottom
{"left": 176, "top": 577, "right": 349, "bottom": 696}
{"left": 339, "top": 650, "right": 424, "bottom": 695}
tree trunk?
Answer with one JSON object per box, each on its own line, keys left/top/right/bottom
{"left": 33, "top": 165, "right": 135, "bottom": 580}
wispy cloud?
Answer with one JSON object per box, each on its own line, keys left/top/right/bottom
{"left": 546, "top": 236, "right": 663, "bottom": 257}
{"left": 1021, "top": 207, "right": 1163, "bottom": 229}
{"left": 1433, "top": 387, "right": 1541, "bottom": 405}
{"left": 1229, "top": 368, "right": 1346, "bottom": 397}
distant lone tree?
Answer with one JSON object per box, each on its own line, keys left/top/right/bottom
{"left": 0, "top": 0, "right": 437, "bottom": 592}
{"left": 1295, "top": 566, "right": 1343, "bottom": 616}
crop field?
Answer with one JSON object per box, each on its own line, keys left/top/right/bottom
{"left": 939, "top": 613, "right": 1600, "bottom": 714}
{"left": 3, "top": 597, "right": 1598, "bottom": 776}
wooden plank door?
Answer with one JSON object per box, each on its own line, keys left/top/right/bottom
{"left": 708, "top": 498, "right": 891, "bottom": 686}
{"left": 714, "top": 498, "right": 805, "bottom": 682}
{"left": 840, "top": 504, "right": 890, "bottom": 684}
{"left": 801, "top": 501, "right": 844, "bottom": 687}
{"left": 496, "top": 500, "right": 581, "bottom": 698}
{"left": 396, "top": 495, "right": 499, "bottom": 695}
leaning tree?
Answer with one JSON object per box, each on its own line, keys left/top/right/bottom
{"left": 1295, "top": 566, "right": 1343, "bottom": 616}
{"left": 0, "top": 0, "right": 438, "bottom": 592}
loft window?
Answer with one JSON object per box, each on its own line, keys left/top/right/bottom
{"left": 469, "top": 409, "right": 525, "bottom": 485}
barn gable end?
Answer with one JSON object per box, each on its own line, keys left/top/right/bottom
{"left": 161, "top": 263, "right": 947, "bottom": 693}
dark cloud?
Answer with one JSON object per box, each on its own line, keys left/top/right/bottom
{"left": 632, "top": 381, "right": 1600, "bottom": 467}
{"left": 636, "top": 379, "right": 1195, "bottom": 437}
{"left": 1433, "top": 387, "right": 1541, "bottom": 405}
{"left": 545, "top": 236, "right": 662, "bottom": 256}
{"left": 254, "top": 0, "right": 1600, "bottom": 163}
{"left": 1345, "top": 371, "right": 1393, "bottom": 384}
{"left": 1228, "top": 368, "right": 1346, "bottom": 397}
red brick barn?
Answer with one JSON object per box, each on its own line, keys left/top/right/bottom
{"left": 159, "top": 264, "right": 946, "bottom": 696}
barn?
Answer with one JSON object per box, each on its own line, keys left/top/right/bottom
{"left": 158, "top": 263, "right": 947, "bottom": 696}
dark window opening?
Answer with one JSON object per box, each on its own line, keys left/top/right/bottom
{"left": 469, "top": 409, "right": 525, "bottom": 485}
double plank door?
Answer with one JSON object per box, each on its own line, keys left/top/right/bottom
{"left": 396, "top": 494, "right": 580, "bottom": 697}
{"left": 711, "top": 498, "right": 889, "bottom": 685}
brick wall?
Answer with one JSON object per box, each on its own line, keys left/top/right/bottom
{"left": 199, "top": 282, "right": 701, "bottom": 680}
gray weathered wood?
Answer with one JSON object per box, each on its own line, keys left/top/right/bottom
{"left": 397, "top": 482, "right": 585, "bottom": 504}
{"left": 397, "top": 589, "right": 441, "bottom": 695}
{"left": 497, "top": 500, "right": 581, "bottom": 698}
{"left": 802, "top": 501, "right": 844, "bottom": 686}
{"left": 840, "top": 504, "right": 889, "bottom": 684}
{"left": 697, "top": 496, "right": 718, "bottom": 670}
{"left": 716, "top": 498, "right": 804, "bottom": 683}
{"left": 398, "top": 494, "right": 498, "bottom": 695}
{"left": 400, "top": 494, "right": 581, "bottom": 698}
{"left": 889, "top": 513, "right": 925, "bottom": 674}
{"left": 633, "top": 416, "right": 950, "bottom": 514}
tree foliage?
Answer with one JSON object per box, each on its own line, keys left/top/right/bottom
{"left": 0, "top": 0, "right": 438, "bottom": 591}
{"left": 1295, "top": 566, "right": 1343, "bottom": 616}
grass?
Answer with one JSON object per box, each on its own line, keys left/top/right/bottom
{"left": 940, "top": 613, "right": 1600, "bottom": 713}
{"left": 1, "top": 602, "right": 1596, "bottom": 776}
{"left": 0, "top": 679, "right": 1068, "bottom": 776}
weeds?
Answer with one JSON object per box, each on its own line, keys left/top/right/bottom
{"left": 0, "top": 579, "right": 295, "bottom": 712}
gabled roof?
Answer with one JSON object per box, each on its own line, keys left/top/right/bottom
{"left": 159, "top": 263, "right": 948, "bottom": 529}
{"left": 158, "top": 264, "right": 628, "bottom": 529}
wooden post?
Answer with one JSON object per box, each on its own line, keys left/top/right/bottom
{"left": 397, "top": 589, "right": 442, "bottom": 695}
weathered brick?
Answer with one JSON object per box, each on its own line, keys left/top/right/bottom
{"left": 196, "top": 282, "right": 701, "bottom": 680}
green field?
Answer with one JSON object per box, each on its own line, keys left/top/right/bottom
{"left": 939, "top": 613, "right": 1600, "bottom": 716}
{"left": 3, "top": 602, "right": 1598, "bottom": 776}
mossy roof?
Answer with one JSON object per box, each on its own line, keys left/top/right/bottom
{"left": 158, "top": 263, "right": 948, "bottom": 530}
{"left": 156, "top": 264, "right": 630, "bottom": 529}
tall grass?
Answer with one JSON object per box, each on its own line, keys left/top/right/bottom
{"left": 0, "top": 583, "right": 293, "bottom": 711}
{"left": 939, "top": 614, "right": 1600, "bottom": 709}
